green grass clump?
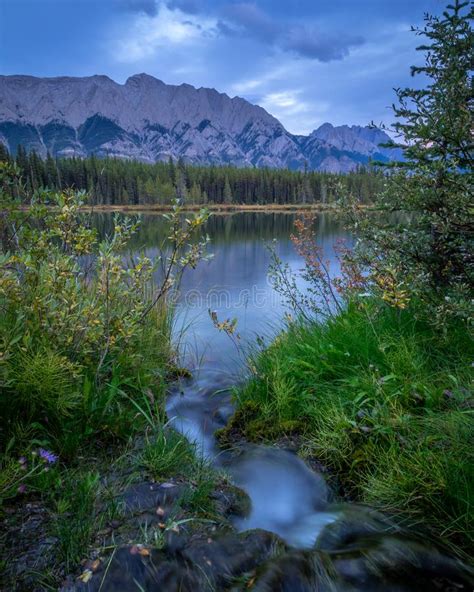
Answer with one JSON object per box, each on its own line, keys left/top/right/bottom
{"left": 140, "top": 428, "right": 196, "bottom": 479}
{"left": 50, "top": 470, "right": 101, "bottom": 571}
{"left": 237, "top": 300, "right": 473, "bottom": 553}
{"left": 140, "top": 430, "right": 218, "bottom": 516}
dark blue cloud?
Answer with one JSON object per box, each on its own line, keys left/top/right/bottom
{"left": 223, "top": 2, "right": 279, "bottom": 42}
{"left": 117, "top": 0, "right": 158, "bottom": 16}
{"left": 283, "top": 27, "right": 365, "bottom": 61}
{"left": 1, "top": 0, "right": 442, "bottom": 134}
{"left": 176, "top": 1, "right": 367, "bottom": 62}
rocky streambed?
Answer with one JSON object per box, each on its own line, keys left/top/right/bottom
{"left": 61, "top": 367, "right": 473, "bottom": 592}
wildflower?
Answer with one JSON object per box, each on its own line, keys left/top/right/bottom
{"left": 18, "top": 456, "right": 27, "bottom": 465}
{"left": 38, "top": 448, "right": 58, "bottom": 464}
{"left": 17, "top": 484, "right": 26, "bottom": 494}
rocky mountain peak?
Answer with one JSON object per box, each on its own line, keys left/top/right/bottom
{"left": 0, "top": 73, "right": 399, "bottom": 172}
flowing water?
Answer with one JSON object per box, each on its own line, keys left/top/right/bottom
{"left": 97, "top": 210, "right": 349, "bottom": 546}
{"left": 91, "top": 211, "right": 472, "bottom": 589}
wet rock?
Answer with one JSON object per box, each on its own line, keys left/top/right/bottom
{"left": 331, "top": 535, "right": 474, "bottom": 591}
{"left": 246, "top": 550, "right": 340, "bottom": 592}
{"left": 1, "top": 500, "right": 59, "bottom": 591}
{"left": 64, "top": 530, "right": 286, "bottom": 592}
{"left": 121, "top": 481, "right": 183, "bottom": 515}
{"left": 210, "top": 484, "right": 251, "bottom": 519}
{"left": 66, "top": 546, "right": 200, "bottom": 592}
{"left": 316, "top": 504, "right": 398, "bottom": 551}
{"left": 180, "top": 529, "right": 285, "bottom": 588}
{"left": 236, "top": 537, "right": 474, "bottom": 592}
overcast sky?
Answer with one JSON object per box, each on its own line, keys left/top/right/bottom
{"left": 1, "top": 0, "right": 444, "bottom": 134}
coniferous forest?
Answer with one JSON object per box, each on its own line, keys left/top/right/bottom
{"left": 1, "top": 143, "right": 383, "bottom": 205}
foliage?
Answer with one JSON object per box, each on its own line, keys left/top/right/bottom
{"left": 0, "top": 162, "right": 209, "bottom": 454}
{"left": 0, "top": 447, "right": 59, "bottom": 503}
{"left": 268, "top": 214, "right": 363, "bottom": 320}
{"left": 344, "top": 0, "right": 473, "bottom": 322}
{"left": 0, "top": 163, "right": 211, "bottom": 585}
{"left": 238, "top": 299, "right": 474, "bottom": 552}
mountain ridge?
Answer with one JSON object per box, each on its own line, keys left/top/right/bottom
{"left": 0, "top": 73, "right": 400, "bottom": 173}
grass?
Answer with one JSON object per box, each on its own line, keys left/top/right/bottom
{"left": 139, "top": 428, "right": 219, "bottom": 517}
{"left": 140, "top": 428, "right": 197, "bottom": 479}
{"left": 235, "top": 299, "right": 473, "bottom": 554}
{"left": 49, "top": 470, "right": 101, "bottom": 571}
{"left": 0, "top": 180, "right": 211, "bottom": 588}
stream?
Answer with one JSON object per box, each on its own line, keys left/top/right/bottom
{"left": 163, "top": 212, "right": 345, "bottom": 548}
{"left": 92, "top": 211, "right": 473, "bottom": 591}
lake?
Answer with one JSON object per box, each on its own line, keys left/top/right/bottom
{"left": 95, "top": 210, "right": 350, "bottom": 375}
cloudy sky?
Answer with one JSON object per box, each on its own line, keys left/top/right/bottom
{"left": 1, "top": 0, "right": 444, "bottom": 134}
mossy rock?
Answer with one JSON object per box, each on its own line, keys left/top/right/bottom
{"left": 216, "top": 401, "right": 304, "bottom": 448}
{"left": 245, "top": 419, "right": 304, "bottom": 441}
{"left": 167, "top": 365, "right": 193, "bottom": 379}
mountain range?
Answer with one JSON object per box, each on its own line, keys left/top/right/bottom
{"left": 0, "top": 74, "right": 400, "bottom": 173}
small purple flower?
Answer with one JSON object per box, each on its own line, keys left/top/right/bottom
{"left": 18, "top": 484, "right": 26, "bottom": 494}
{"left": 18, "top": 456, "right": 27, "bottom": 465}
{"left": 38, "top": 448, "right": 58, "bottom": 464}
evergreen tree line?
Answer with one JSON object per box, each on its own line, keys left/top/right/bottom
{"left": 1, "top": 143, "right": 384, "bottom": 206}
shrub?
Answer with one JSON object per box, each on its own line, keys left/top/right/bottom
{"left": 345, "top": 1, "right": 473, "bottom": 323}
{"left": 0, "top": 162, "right": 209, "bottom": 455}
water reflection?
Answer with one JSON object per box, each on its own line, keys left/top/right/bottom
{"left": 92, "top": 211, "right": 349, "bottom": 372}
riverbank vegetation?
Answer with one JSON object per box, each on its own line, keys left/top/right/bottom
{"left": 235, "top": 301, "right": 473, "bottom": 551}
{"left": 1, "top": 143, "right": 383, "bottom": 206}
{"left": 231, "top": 0, "right": 473, "bottom": 554}
{"left": 0, "top": 169, "right": 217, "bottom": 586}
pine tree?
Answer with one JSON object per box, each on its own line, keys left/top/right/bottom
{"left": 223, "top": 176, "right": 233, "bottom": 204}
{"left": 356, "top": 0, "right": 473, "bottom": 313}
{"left": 15, "top": 145, "right": 29, "bottom": 173}
{"left": 0, "top": 143, "right": 10, "bottom": 162}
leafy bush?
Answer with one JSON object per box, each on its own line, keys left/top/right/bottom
{"left": 0, "top": 160, "right": 209, "bottom": 466}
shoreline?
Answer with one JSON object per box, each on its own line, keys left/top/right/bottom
{"left": 13, "top": 203, "right": 376, "bottom": 215}
{"left": 80, "top": 203, "right": 341, "bottom": 214}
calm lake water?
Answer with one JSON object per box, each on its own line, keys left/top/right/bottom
{"left": 95, "top": 210, "right": 350, "bottom": 375}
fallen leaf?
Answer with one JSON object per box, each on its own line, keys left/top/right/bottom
{"left": 90, "top": 559, "right": 101, "bottom": 572}
{"left": 79, "top": 570, "right": 93, "bottom": 583}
